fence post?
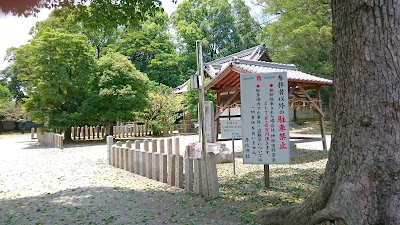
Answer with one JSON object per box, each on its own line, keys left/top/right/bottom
{"left": 153, "top": 153, "right": 160, "bottom": 181}
{"left": 31, "top": 128, "right": 35, "bottom": 139}
{"left": 135, "top": 140, "right": 140, "bottom": 150}
{"left": 116, "top": 141, "right": 122, "bottom": 168}
{"left": 159, "top": 139, "right": 165, "bottom": 154}
{"left": 193, "top": 158, "right": 202, "bottom": 194}
{"left": 140, "top": 151, "right": 146, "bottom": 176}
{"left": 152, "top": 139, "right": 157, "bottom": 153}
{"left": 206, "top": 152, "right": 219, "bottom": 197}
{"left": 133, "top": 150, "right": 140, "bottom": 174}
{"left": 144, "top": 140, "right": 150, "bottom": 151}
{"left": 201, "top": 159, "right": 209, "bottom": 196}
{"left": 107, "top": 136, "right": 113, "bottom": 165}
{"left": 167, "top": 138, "right": 173, "bottom": 155}
{"left": 146, "top": 152, "right": 153, "bottom": 179}
{"left": 160, "top": 154, "right": 168, "bottom": 183}
{"left": 185, "top": 157, "right": 194, "bottom": 193}
{"left": 128, "top": 149, "right": 134, "bottom": 173}
{"left": 77, "top": 127, "right": 81, "bottom": 140}
{"left": 175, "top": 155, "right": 184, "bottom": 188}
{"left": 168, "top": 154, "right": 176, "bottom": 186}
{"left": 174, "top": 137, "right": 180, "bottom": 155}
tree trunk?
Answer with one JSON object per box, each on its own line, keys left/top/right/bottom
{"left": 255, "top": 1, "right": 400, "bottom": 224}
{"left": 64, "top": 128, "right": 72, "bottom": 143}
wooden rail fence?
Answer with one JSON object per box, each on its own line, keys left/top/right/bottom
{"left": 106, "top": 136, "right": 219, "bottom": 197}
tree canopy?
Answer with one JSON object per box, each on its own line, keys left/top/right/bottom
{"left": 83, "top": 51, "right": 149, "bottom": 125}
{"left": 172, "top": 0, "right": 259, "bottom": 62}
{"left": 257, "top": 0, "right": 332, "bottom": 77}
{"left": 14, "top": 29, "right": 97, "bottom": 131}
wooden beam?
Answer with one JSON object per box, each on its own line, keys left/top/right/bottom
{"left": 297, "top": 83, "right": 324, "bottom": 117}
{"left": 215, "top": 90, "right": 241, "bottom": 120}
{"left": 216, "top": 86, "right": 240, "bottom": 94}
{"left": 205, "top": 66, "right": 233, "bottom": 91}
{"left": 316, "top": 85, "right": 327, "bottom": 151}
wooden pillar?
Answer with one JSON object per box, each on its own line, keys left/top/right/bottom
{"left": 316, "top": 86, "right": 327, "bottom": 151}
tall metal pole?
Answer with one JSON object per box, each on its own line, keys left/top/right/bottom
{"left": 196, "top": 40, "right": 207, "bottom": 159}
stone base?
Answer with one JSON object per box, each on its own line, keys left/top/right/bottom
{"left": 185, "top": 142, "right": 232, "bottom": 164}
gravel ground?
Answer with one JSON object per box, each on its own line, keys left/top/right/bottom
{"left": 0, "top": 132, "right": 330, "bottom": 225}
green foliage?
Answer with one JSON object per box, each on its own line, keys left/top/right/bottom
{"left": 258, "top": 0, "right": 333, "bottom": 78}
{"left": 183, "top": 78, "right": 216, "bottom": 120}
{"left": 2, "top": 0, "right": 163, "bottom": 25}
{"left": 83, "top": 51, "right": 149, "bottom": 125}
{"left": 14, "top": 29, "right": 97, "bottom": 131}
{"left": 0, "top": 84, "right": 13, "bottom": 120}
{"left": 0, "top": 48, "right": 26, "bottom": 102}
{"left": 172, "top": 0, "right": 259, "bottom": 62}
{"left": 135, "top": 81, "right": 183, "bottom": 136}
{"left": 148, "top": 53, "right": 187, "bottom": 87}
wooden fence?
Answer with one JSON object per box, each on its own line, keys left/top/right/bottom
{"left": 106, "top": 136, "right": 219, "bottom": 197}
{"left": 112, "top": 125, "right": 148, "bottom": 138}
{"left": 37, "top": 131, "right": 63, "bottom": 149}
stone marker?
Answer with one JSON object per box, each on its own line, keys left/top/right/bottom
{"left": 185, "top": 142, "right": 233, "bottom": 164}
{"left": 205, "top": 101, "right": 216, "bottom": 143}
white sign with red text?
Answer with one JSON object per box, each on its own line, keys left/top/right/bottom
{"left": 220, "top": 120, "right": 242, "bottom": 139}
{"left": 240, "top": 72, "right": 290, "bottom": 164}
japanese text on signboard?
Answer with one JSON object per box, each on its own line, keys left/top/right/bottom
{"left": 220, "top": 120, "right": 242, "bottom": 139}
{"left": 240, "top": 72, "right": 290, "bottom": 164}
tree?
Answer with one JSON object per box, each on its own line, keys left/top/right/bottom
{"left": 0, "top": 83, "right": 13, "bottom": 120}
{"left": 135, "top": 81, "right": 183, "bottom": 136}
{"left": 255, "top": 1, "right": 400, "bottom": 224}
{"left": 148, "top": 52, "right": 187, "bottom": 87}
{"left": 14, "top": 30, "right": 96, "bottom": 141}
{"left": 258, "top": 0, "right": 332, "bottom": 78}
{"left": 172, "top": 0, "right": 259, "bottom": 62}
{"left": 82, "top": 51, "right": 149, "bottom": 127}
{"left": 0, "top": 48, "right": 27, "bottom": 102}
{"left": 0, "top": 0, "right": 163, "bottom": 24}
{"left": 183, "top": 78, "right": 216, "bottom": 120}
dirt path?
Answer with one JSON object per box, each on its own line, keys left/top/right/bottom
{"left": 0, "top": 134, "right": 247, "bottom": 225}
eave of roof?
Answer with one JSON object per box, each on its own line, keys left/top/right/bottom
{"left": 205, "top": 59, "right": 332, "bottom": 91}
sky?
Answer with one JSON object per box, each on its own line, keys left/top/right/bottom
{"left": 0, "top": 0, "right": 183, "bottom": 70}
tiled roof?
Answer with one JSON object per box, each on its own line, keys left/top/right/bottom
{"left": 205, "top": 44, "right": 268, "bottom": 79}
{"left": 233, "top": 59, "right": 332, "bottom": 85}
